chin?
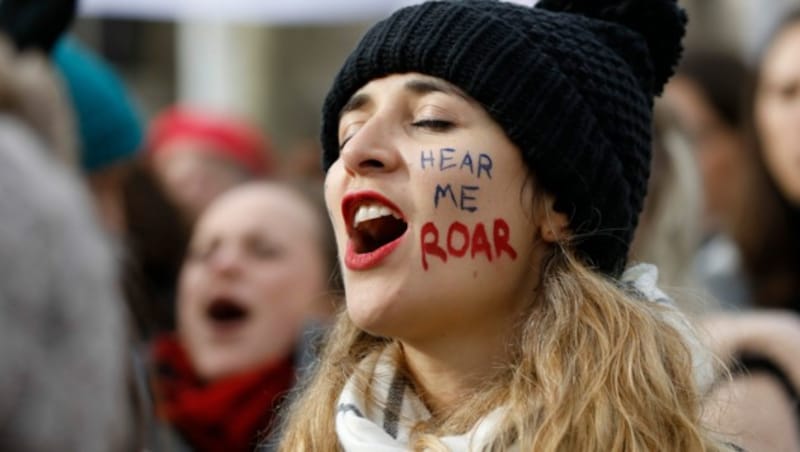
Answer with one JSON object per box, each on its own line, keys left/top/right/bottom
{"left": 192, "top": 353, "right": 251, "bottom": 381}
{"left": 345, "top": 294, "right": 404, "bottom": 337}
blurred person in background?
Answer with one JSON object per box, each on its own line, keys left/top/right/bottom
{"left": 147, "top": 107, "right": 276, "bottom": 224}
{"left": 281, "top": 138, "right": 325, "bottom": 182}
{"left": 701, "top": 9, "right": 800, "bottom": 451}
{"left": 149, "top": 181, "right": 339, "bottom": 452}
{"left": 0, "top": 31, "right": 132, "bottom": 451}
{"left": 663, "top": 51, "right": 751, "bottom": 308}
{"left": 121, "top": 160, "right": 191, "bottom": 337}
{"left": 0, "top": 39, "right": 75, "bottom": 165}
{"left": 732, "top": 9, "right": 800, "bottom": 313}
{"left": 0, "top": 113, "right": 133, "bottom": 452}
{"left": 629, "top": 103, "right": 712, "bottom": 315}
{"left": 54, "top": 36, "right": 145, "bottom": 235}
{"left": 54, "top": 38, "right": 190, "bottom": 338}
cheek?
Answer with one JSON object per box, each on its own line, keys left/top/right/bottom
{"left": 324, "top": 167, "right": 348, "bottom": 242}
{"left": 177, "top": 267, "right": 203, "bottom": 321}
{"left": 418, "top": 218, "right": 520, "bottom": 271}
{"left": 176, "top": 268, "right": 210, "bottom": 352}
{"left": 413, "top": 148, "right": 530, "bottom": 272}
{"left": 205, "top": 164, "right": 247, "bottom": 191}
{"left": 757, "top": 96, "right": 790, "bottom": 149}
{"left": 251, "top": 259, "right": 319, "bottom": 310}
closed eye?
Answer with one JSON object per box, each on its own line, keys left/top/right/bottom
{"left": 411, "top": 119, "right": 454, "bottom": 131}
{"left": 339, "top": 135, "right": 354, "bottom": 150}
{"left": 339, "top": 119, "right": 454, "bottom": 149}
{"left": 778, "top": 82, "right": 800, "bottom": 100}
{"left": 187, "top": 239, "right": 217, "bottom": 262}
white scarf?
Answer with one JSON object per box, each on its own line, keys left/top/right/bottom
{"left": 335, "top": 263, "right": 711, "bottom": 451}
{"left": 335, "top": 346, "right": 515, "bottom": 452}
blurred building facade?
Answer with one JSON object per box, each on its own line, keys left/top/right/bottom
{"left": 72, "top": 0, "right": 800, "bottom": 155}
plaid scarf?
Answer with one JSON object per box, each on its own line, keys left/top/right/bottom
{"left": 335, "top": 346, "right": 513, "bottom": 451}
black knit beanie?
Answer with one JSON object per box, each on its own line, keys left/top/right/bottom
{"left": 321, "top": 0, "right": 687, "bottom": 276}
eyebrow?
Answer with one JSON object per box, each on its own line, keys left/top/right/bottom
{"left": 403, "top": 77, "right": 469, "bottom": 100}
{"left": 340, "top": 93, "right": 371, "bottom": 118}
{"left": 339, "top": 76, "right": 469, "bottom": 118}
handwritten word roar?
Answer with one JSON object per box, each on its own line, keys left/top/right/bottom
{"left": 420, "top": 148, "right": 493, "bottom": 179}
{"left": 420, "top": 219, "right": 517, "bottom": 270}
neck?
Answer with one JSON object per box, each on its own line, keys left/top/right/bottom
{"left": 399, "top": 315, "right": 517, "bottom": 416}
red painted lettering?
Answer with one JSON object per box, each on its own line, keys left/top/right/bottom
{"left": 421, "top": 219, "right": 516, "bottom": 269}
{"left": 493, "top": 218, "right": 517, "bottom": 260}
{"left": 447, "top": 221, "right": 469, "bottom": 257}
{"left": 471, "top": 222, "right": 493, "bottom": 261}
{"left": 421, "top": 222, "right": 447, "bottom": 270}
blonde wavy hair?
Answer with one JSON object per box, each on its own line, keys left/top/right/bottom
{"left": 277, "top": 237, "right": 727, "bottom": 451}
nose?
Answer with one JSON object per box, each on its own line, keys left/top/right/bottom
{"left": 339, "top": 113, "right": 402, "bottom": 176}
{"left": 206, "top": 245, "right": 242, "bottom": 277}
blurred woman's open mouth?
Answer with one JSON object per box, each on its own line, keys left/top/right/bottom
{"left": 343, "top": 192, "right": 408, "bottom": 270}
{"left": 206, "top": 297, "right": 250, "bottom": 332}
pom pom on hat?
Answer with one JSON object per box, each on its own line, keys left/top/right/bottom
{"left": 536, "top": 0, "right": 687, "bottom": 95}
{"left": 53, "top": 37, "right": 144, "bottom": 173}
{"left": 147, "top": 107, "right": 275, "bottom": 177}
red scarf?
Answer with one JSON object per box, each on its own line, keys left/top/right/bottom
{"left": 151, "top": 336, "right": 295, "bottom": 452}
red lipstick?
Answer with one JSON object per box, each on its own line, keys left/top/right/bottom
{"left": 341, "top": 191, "right": 408, "bottom": 270}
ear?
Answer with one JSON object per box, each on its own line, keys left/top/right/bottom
{"left": 537, "top": 195, "right": 570, "bottom": 243}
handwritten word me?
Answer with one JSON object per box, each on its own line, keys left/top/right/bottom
{"left": 420, "top": 219, "right": 517, "bottom": 270}
{"left": 434, "top": 184, "right": 479, "bottom": 212}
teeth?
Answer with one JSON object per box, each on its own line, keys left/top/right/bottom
{"left": 353, "top": 203, "right": 400, "bottom": 228}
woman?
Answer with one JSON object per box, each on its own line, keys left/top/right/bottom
{"left": 630, "top": 104, "right": 703, "bottom": 297}
{"left": 0, "top": 97, "right": 131, "bottom": 451}
{"left": 701, "top": 9, "right": 800, "bottom": 451}
{"left": 279, "top": 0, "right": 731, "bottom": 450}
{"left": 731, "top": 9, "right": 800, "bottom": 312}
{"left": 149, "top": 181, "right": 338, "bottom": 452}
{"left": 663, "top": 51, "right": 751, "bottom": 308}
{"left": 147, "top": 107, "right": 276, "bottom": 224}
{"left": 665, "top": 51, "right": 749, "bottom": 237}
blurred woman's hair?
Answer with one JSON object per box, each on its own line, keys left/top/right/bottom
{"left": 121, "top": 159, "right": 191, "bottom": 337}
{"left": 676, "top": 50, "right": 749, "bottom": 130}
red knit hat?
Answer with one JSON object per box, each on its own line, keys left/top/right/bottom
{"left": 148, "top": 107, "right": 275, "bottom": 176}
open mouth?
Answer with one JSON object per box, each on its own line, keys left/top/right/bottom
{"left": 345, "top": 195, "right": 408, "bottom": 254}
{"left": 206, "top": 297, "right": 249, "bottom": 326}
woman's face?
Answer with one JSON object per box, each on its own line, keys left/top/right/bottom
{"left": 325, "top": 73, "right": 546, "bottom": 342}
{"left": 756, "top": 22, "right": 800, "bottom": 205}
{"left": 178, "top": 184, "right": 327, "bottom": 380}
{"left": 153, "top": 138, "right": 252, "bottom": 222}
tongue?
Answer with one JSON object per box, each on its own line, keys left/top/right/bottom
{"left": 355, "top": 216, "right": 407, "bottom": 253}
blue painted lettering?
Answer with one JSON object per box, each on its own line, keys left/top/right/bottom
{"left": 459, "top": 151, "right": 474, "bottom": 174}
{"left": 439, "top": 148, "right": 456, "bottom": 170}
{"left": 420, "top": 150, "right": 435, "bottom": 169}
{"left": 477, "top": 154, "right": 493, "bottom": 179}
{"left": 460, "top": 185, "right": 479, "bottom": 212}
{"left": 434, "top": 184, "right": 457, "bottom": 208}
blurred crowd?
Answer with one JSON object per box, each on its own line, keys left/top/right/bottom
{"left": 0, "top": 0, "right": 800, "bottom": 451}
